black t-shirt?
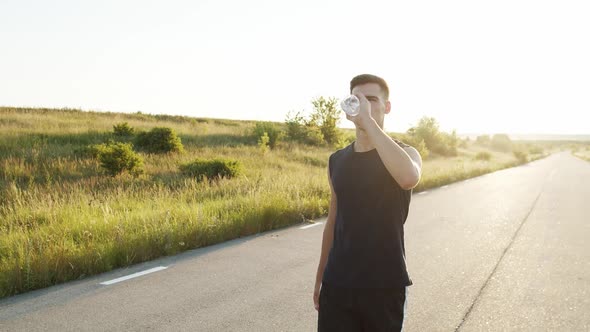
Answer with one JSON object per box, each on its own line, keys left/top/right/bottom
{"left": 322, "top": 140, "right": 414, "bottom": 289}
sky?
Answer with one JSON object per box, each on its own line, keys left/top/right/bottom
{"left": 1, "top": 0, "right": 589, "bottom": 135}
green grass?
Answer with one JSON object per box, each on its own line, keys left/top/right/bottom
{"left": 0, "top": 106, "right": 553, "bottom": 299}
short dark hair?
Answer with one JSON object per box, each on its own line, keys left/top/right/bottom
{"left": 350, "top": 74, "right": 389, "bottom": 101}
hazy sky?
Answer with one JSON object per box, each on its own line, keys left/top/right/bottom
{"left": 1, "top": 0, "right": 588, "bottom": 134}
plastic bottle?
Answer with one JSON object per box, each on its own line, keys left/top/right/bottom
{"left": 340, "top": 95, "right": 360, "bottom": 116}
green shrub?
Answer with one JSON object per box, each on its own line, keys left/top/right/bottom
{"left": 75, "top": 144, "right": 103, "bottom": 159}
{"left": 475, "top": 151, "right": 492, "bottom": 161}
{"left": 491, "top": 134, "right": 512, "bottom": 152}
{"left": 258, "top": 132, "right": 270, "bottom": 154}
{"left": 95, "top": 142, "right": 144, "bottom": 177}
{"left": 407, "top": 117, "right": 439, "bottom": 150}
{"left": 113, "top": 122, "right": 135, "bottom": 136}
{"left": 284, "top": 110, "right": 325, "bottom": 146}
{"left": 179, "top": 158, "right": 242, "bottom": 182}
{"left": 411, "top": 138, "right": 429, "bottom": 160}
{"left": 285, "top": 111, "right": 308, "bottom": 143}
{"left": 134, "top": 127, "right": 184, "bottom": 154}
{"left": 406, "top": 117, "right": 456, "bottom": 157}
{"left": 304, "top": 125, "right": 325, "bottom": 146}
{"left": 434, "top": 131, "right": 459, "bottom": 156}
{"left": 284, "top": 96, "right": 341, "bottom": 146}
{"left": 311, "top": 96, "right": 340, "bottom": 145}
{"left": 335, "top": 131, "right": 356, "bottom": 150}
{"left": 513, "top": 150, "right": 528, "bottom": 163}
{"left": 392, "top": 133, "right": 429, "bottom": 159}
{"left": 253, "top": 122, "right": 282, "bottom": 148}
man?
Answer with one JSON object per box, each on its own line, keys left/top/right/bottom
{"left": 313, "top": 74, "right": 422, "bottom": 332}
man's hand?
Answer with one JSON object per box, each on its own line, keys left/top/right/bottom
{"left": 313, "top": 282, "right": 321, "bottom": 311}
{"left": 346, "top": 92, "right": 376, "bottom": 131}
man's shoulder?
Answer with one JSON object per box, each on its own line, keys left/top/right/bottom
{"left": 330, "top": 143, "right": 352, "bottom": 158}
{"left": 329, "top": 143, "right": 352, "bottom": 167}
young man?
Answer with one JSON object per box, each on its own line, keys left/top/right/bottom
{"left": 313, "top": 74, "right": 422, "bottom": 332}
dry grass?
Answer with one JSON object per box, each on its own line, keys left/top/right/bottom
{"left": 0, "top": 106, "right": 551, "bottom": 298}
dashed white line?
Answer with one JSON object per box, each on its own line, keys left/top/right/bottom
{"left": 418, "top": 191, "right": 428, "bottom": 195}
{"left": 300, "top": 222, "right": 324, "bottom": 229}
{"left": 100, "top": 266, "right": 168, "bottom": 285}
{"left": 441, "top": 185, "right": 449, "bottom": 189}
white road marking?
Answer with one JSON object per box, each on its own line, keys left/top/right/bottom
{"left": 100, "top": 266, "right": 168, "bottom": 285}
{"left": 441, "top": 185, "right": 449, "bottom": 189}
{"left": 418, "top": 191, "right": 428, "bottom": 195}
{"left": 300, "top": 222, "right": 324, "bottom": 229}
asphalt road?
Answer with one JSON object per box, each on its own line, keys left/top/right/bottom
{"left": 1, "top": 152, "right": 588, "bottom": 331}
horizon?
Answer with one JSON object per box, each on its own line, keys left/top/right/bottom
{"left": 1, "top": 0, "right": 589, "bottom": 136}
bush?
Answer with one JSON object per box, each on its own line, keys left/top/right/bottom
{"left": 513, "top": 150, "right": 528, "bottom": 163}
{"left": 179, "top": 158, "right": 242, "bottom": 182}
{"left": 311, "top": 96, "right": 340, "bottom": 145}
{"left": 475, "top": 151, "right": 492, "bottom": 161}
{"left": 75, "top": 144, "right": 103, "bottom": 159}
{"left": 491, "top": 134, "right": 512, "bottom": 152}
{"left": 258, "top": 132, "right": 270, "bottom": 154}
{"left": 134, "top": 127, "right": 184, "bottom": 154}
{"left": 95, "top": 142, "right": 144, "bottom": 177}
{"left": 284, "top": 96, "right": 341, "bottom": 146}
{"left": 335, "top": 131, "right": 356, "bottom": 150}
{"left": 407, "top": 117, "right": 440, "bottom": 150}
{"left": 393, "top": 133, "right": 429, "bottom": 159}
{"left": 412, "top": 138, "right": 429, "bottom": 160}
{"left": 435, "top": 131, "right": 459, "bottom": 157}
{"left": 405, "top": 117, "right": 455, "bottom": 157}
{"left": 284, "top": 111, "right": 326, "bottom": 146}
{"left": 113, "top": 122, "right": 135, "bottom": 136}
{"left": 305, "top": 125, "right": 326, "bottom": 146}
{"left": 285, "top": 111, "right": 308, "bottom": 143}
{"left": 253, "top": 122, "right": 282, "bottom": 148}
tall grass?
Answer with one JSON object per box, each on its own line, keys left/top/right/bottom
{"left": 0, "top": 107, "right": 549, "bottom": 298}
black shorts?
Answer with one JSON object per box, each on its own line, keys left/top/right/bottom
{"left": 318, "top": 282, "right": 409, "bottom": 332}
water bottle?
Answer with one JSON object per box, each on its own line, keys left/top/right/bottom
{"left": 340, "top": 95, "right": 360, "bottom": 116}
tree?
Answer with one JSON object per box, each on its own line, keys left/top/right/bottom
{"left": 311, "top": 96, "right": 340, "bottom": 145}
{"left": 407, "top": 116, "right": 458, "bottom": 157}
{"left": 284, "top": 96, "right": 342, "bottom": 146}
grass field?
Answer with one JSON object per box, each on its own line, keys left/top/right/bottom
{"left": 0, "top": 106, "right": 557, "bottom": 298}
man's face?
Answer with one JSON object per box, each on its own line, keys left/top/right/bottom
{"left": 351, "top": 83, "right": 391, "bottom": 128}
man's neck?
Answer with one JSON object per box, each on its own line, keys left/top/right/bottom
{"left": 353, "top": 129, "right": 375, "bottom": 152}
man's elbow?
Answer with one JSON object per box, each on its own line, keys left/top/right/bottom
{"left": 399, "top": 170, "right": 421, "bottom": 190}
